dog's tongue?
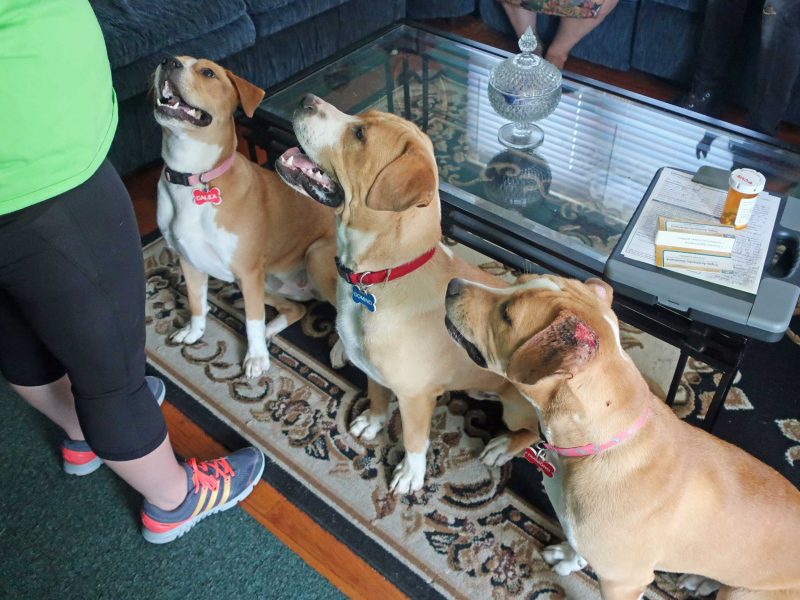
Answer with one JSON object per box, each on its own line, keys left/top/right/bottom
{"left": 280, "top": 147, "right": 317, "bottom": 171}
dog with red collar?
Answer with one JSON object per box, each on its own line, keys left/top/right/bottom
{"left": 154, "top": 57, "right": 338, "bottom": 377}
{"left": 276, "top": 97, "right": 539, "bottom": 494}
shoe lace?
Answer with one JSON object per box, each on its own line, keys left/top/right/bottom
{"left": 187, "top": 457, "right": 235, "bottom": 493}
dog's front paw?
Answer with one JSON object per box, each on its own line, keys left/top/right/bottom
{"left": 170, "top": 318, "right": 206, "bottom": 345}
{"left": 678, "top": 574, "right": 720, "bottom": 597}
{"left": 243, "top": 351, "right": 270, "bottom": 378}
{"left": 349, "top": 409, "right": 386, "bottom": 441}
{"left": 480, "top": 433, "right": 517, "bottom": 467}
{"left": 542, "top": 542, "right": 588, "bottom": 576}
{"left": 329, "top": 339, "right": 348, "bottom": 369}
{"left": 389, "top": 451, "right": 426, "bottom": 495}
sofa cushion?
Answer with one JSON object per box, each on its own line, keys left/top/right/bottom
{"left": 245, "top": 0, "right": 350, "bottom": 37}
{"left": 644, "top": 0, "right": 705, "bottom": 13}
{"left": 407, "top": 0, "right": 477, "bottom": 19}
{"left": 108, "top": 14, "right": 256, "bottom": 102}
{"left": 91, "top": 0, "right": 249, "bottom": 69}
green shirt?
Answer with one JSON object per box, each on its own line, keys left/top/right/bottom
{"left": 0, "top": 0, "right": 118, "bottom": 215}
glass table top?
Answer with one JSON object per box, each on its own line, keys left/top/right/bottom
{"left": 257, "top": 24, "right": 800, "bottom": 270}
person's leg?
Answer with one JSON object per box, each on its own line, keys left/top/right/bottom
{"left": 678, "top": 0, "right": 749, "bottom": 115}
{"left": 545, "top": 0, "right": 620, "bottom": 70}
{"left": 0, "top": 288, "right": 84, "bottom": 440}
{"left": 500, "top": 0, "right": 539, "bottom": 38}
{"left": 105, "top": 436, "right": 187, "bottom": 510}
{"left": 10, "top": 376, "right": 83, "bottom": 440}
{"left": 0, "top": 162, "right": 186, "bottom": 510}
{"left": 747, "top": 0, "right": 800, "bottom": 134}
{"left": 1, "top": 162, "right": 264, "bottom": 538}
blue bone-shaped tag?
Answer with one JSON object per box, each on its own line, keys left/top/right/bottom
{"left": 351, "top": 285, "right": 377, "bottom": 312}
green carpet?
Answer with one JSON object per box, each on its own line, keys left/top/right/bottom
{"left": 0, "top": 382, "right": 344, "bottom": 600}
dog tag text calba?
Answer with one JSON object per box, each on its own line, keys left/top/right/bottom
{"left": 193, "top": 187, "right": 223, "bottom": 206}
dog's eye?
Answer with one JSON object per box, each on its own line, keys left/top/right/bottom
{"left": 501, "top": 302, "right": 513, "bottom": 326}
{"left": 201, "top": 68, "right": 215, "bottom": 78}
{"left": 353, "top": 126, "right": 365, "bottom": 141}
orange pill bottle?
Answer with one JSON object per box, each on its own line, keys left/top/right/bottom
{"left": 720, "top": 168, "right": 766, "bottom": 229}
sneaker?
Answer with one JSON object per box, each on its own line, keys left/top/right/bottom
{"left": 62, "top": 375, "right": 167, "bottom": 476}
{"left": 141, "top": 447, "right": 265, "bottom": 544}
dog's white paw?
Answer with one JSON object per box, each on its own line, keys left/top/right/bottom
{"left": 542, "top": 542, "right": 588, "bottom": 576}
{"left": 170, "top": 319, "right": 205, "bottom": 345}
{"left": 389, "top": 451, "right": 426, "bottom": 495}
{"left": 330, "top": 339, "right": 347, "bottom": 369}
{"left": 243, "top": 351, "right": 270, "bottom": 378}
{"left": 480, "top": 433, "right": 517, "bottom": 467}
{"left": 678, "top": 574, "right": 721, "bottom": 597}
{"left": 349, "top": 409, "right": 386, "bottom": 440}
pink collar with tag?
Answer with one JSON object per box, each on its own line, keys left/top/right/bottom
{"left": 544, "top": 407, "right": 653, "bottom": 457}
{"left": 164, "top": 154, "right": 235, "bottom": 207}
{"left": 164, "top": 154, "right": 235, "bottom": 188}
{"left": 524, "top": 407, "right": 653, "bottom": 477}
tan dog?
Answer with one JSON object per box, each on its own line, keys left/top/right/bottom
{"left": 444, "top": 274, "right": 800, "bottom": 599}
{"left": 275, "top": 96, "right": 538, "bottom": 494}
{"left": 154, "top": 58, "right": 337, "bottom": 377}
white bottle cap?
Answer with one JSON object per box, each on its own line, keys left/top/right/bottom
{"left": 729, "top": 168, "right": 766, "bottom": 194}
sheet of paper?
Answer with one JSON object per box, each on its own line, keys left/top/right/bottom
{"left": 620, "top": 168, "right": 780, "bottom": 294}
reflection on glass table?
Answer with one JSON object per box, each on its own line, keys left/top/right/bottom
{"left": 258, "top": 24, "right": 800, "bottom": 271}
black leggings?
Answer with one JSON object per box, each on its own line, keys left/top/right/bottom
{"left": 0, "top": 160, "right": 167, "bottom": 461}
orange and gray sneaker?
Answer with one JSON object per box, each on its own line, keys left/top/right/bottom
{"left": 61, "top": 375, "right": 166, "bottom": 476}
{"left": 141, "top": 447, "right": 265, "bottom": 544}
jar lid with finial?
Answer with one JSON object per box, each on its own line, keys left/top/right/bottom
{"left": 488, "top": 26, "right": 562, "bottom": 101}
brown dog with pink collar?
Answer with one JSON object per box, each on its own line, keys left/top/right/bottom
{"left": 444, "top": 273, "right": 800, "bottom": 600}
{"left": 153, "top": 57, "right": 338, "bottom": 377}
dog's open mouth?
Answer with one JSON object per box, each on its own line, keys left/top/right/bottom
{"left": 444, "top": 316, "right": 488, "bottom": 369}
{"left": 276, "top": 147, "right": 343, "bottom": 206}
{"left": 155, "top": 80, "right": 212, "bottom": 127}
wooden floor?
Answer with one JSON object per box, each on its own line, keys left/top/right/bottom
{"left": 129, "top": 15, "right": 799, "bottom": 599}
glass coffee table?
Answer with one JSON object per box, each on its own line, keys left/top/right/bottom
{"left": 246, "top": 21, "right": 800, "bottom": 429}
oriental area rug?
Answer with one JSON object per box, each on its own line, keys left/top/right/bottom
{"left": 143, "top": 237, "right": 798, "bottom": 600}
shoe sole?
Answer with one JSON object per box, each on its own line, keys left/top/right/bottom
{"left": 146, "top": 375, "right": 166, "bottom": 406}
{"left": 61, "top": 377, "right": 165, "bottom": 477}
{"left": 63, "top": 456, "right": 103, "bottom": 476}
{"left": 142, "top": 454, "right": 266, "bottom": 544}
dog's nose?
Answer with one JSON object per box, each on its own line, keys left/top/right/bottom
{"left": 162, "top": 56, "right": 183, "bottom": 71}
{"left": 446, "top": 279, "right": 464, "bottom": 298}
{"left": 301, "top": 94, "right": 320, "bottom": 112}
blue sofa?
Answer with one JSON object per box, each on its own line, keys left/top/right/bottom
{"left": 90, "top": 0, "right": 477, "bottom": 175}
{"left": 478, "top": 0, "right": 800, "bottom": 127}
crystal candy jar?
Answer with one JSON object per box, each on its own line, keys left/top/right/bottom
{"left": 488, "top": 27, "right": 562, "bottom": 149}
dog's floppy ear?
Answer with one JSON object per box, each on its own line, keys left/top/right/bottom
{"left": 506, "top": 310, "right": 599, "bottom": 385}
{"left": 365, "top": 147, "right": 436, "bottom": 212}
{"left": 225, "top": 70, "right": 265, "bottom": 118}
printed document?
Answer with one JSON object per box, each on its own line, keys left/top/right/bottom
{"left": 620, "top": 168, "right": 780, "bottom": 294}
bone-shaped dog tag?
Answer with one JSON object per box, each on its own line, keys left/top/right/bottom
{"left": 524, "top": 445, "right": 556, "bottom": 478}
{"left": 351, "top": 285, "right": 377, "bottom": 312}
{"left": 193, "top": 187, "right": 222, "bottom": 206}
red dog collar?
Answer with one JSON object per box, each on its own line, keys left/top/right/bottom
{"left": 164, "top": 154, "right": 235, "bottom": 187}
{"left": 336, "top": 247, "right": 437, "bottom": 286}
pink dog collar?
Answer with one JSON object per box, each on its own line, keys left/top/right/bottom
{"left": 542, "top": 407, "right": 653, "bottom": 457}
{"left": 164, "top": 154, "right": 235, "bottom": 187}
